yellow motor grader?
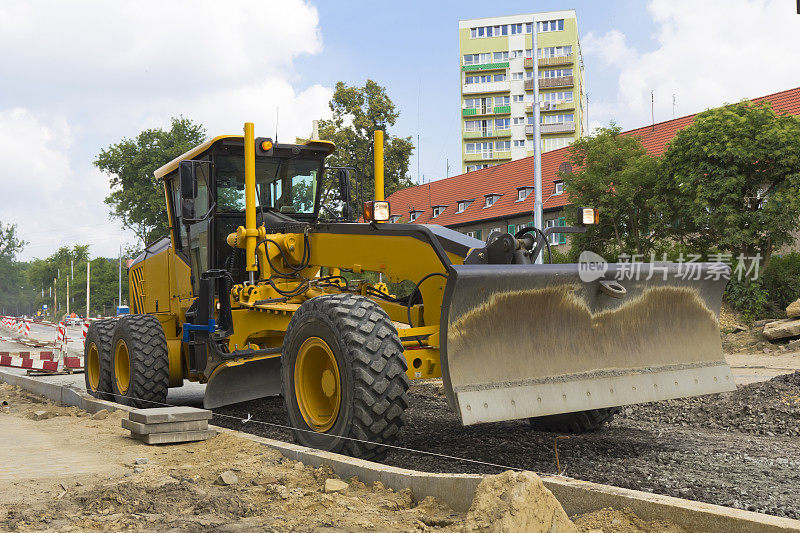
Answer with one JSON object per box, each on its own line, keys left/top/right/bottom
{"left": 84, "top": 123, "right": 735, "bottom": 459}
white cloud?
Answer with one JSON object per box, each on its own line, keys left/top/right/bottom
{"left": 585, "top": 0, "right": 800, "bottom": 130}
{"left": 0, "top": 0, "right": 331, "bottom": 260}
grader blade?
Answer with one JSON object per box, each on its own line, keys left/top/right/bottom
{"left": 440, "top": 263, "right": 735, "bottom": 425}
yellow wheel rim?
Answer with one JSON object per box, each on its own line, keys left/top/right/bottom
{"left": 294, "top": 337, "right": 341, "bottom": 432}
{"left": 114, "top": 340, "right": 131, "bottom": 395}
{"left": 87, "top": 343, "right": 100, "bottom": 391}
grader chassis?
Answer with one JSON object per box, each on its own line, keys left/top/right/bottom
{"left": 85, "top": 123, "right": 735, "bottom": 459}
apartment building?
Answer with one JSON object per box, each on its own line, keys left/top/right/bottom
{"left": 458, "top": 11, "right": 587, "bottom": 173}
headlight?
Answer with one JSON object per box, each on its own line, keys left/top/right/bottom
{"left": 579, "top": 207, "right": 599, "bottom": 225}
{"left": 363, "top": 201, "right": 391, "bottom": 222}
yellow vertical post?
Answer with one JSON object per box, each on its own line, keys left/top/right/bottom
{"left": 243, "top": 122, "right": 257, "bottom": 278}
{"left": 373, "top": 130, "right": 384, "bottom": 201}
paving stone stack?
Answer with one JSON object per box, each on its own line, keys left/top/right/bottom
{"left": 123, "top": 406, "right": 216, "bottom": 444}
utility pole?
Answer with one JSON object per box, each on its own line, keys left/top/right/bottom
{"left": 86, "top": 261, "right": 91, "bottom": 318}
{"left": 53, "top": 278, "right": 57, "bottom": 319}
{"left": 118, "top": 246, "right": 122, "bottom": 309}
{"left": 651, "top": 90, "right": 655, "bottom": 131}
{"left": 531, "top": 17, "right": 544, "bottom": 264}
{"left": 66, "top": 276, "right": 70, "bottom": 316}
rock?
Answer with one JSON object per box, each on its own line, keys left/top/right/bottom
{"left": 786, "top": 299, "right": 800, "bottom": 318}
{"left": 464, "top": 471, "right": 576, "bottom": 532}
{"left": 324, "top": 478, "right": 348, "bottom": 493}
{"left": 133, "top": 467, "right": 144, "bottom": 474}
{"left": 31, "top": 410, "right": 55, "bottom": 420}
{"left": 251, "top": 475, "right": 278, "bottom": 486}
{"left": 134, "top": 457, "right": 149, "bottom": 465}
{"left": 788, "top": 339, "right": 800, "bottom": 351}
{"left": 214, "top": 471, "right": 238, "bottom": 486}
{"left": 92, "top": 409, "right": 109, "bottom": 420}
{"left": 763, "top": 347, "right": 772, "bottom": 354}
{"left": 763, "top": 319, "right": 800, "bottom": 341}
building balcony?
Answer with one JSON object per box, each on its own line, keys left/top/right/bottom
{"left": 539, "top": 76, "right": 573, "bottom": 89}
{"left": 526, "top": 101, "right": 576, "bottom": 113}
{"left": 462, "top": 81, "right": 510, "bottom": 94}
{"left": 493, "top": 105, "right": 511, "bottom": 114}
{"left": 464, "top": 151, "right": 513, "bottom": 162}
{"left": 462, "top": 61, "right": 509, "bottom": 72}
{"left": 463, "top": 129, "right": 512, "bottom": 139}
{"left": 525, "top": 123, "right": 576, "bottom": 135}
{"left": 524, "top": 55, "right": 574, "bottom": 68}
{"left": 462, "top": 105, "right": 511, "bottom": 117}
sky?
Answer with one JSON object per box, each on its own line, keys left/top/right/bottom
{"left": 1, "top": 0, "right": 799, "bottom": 260}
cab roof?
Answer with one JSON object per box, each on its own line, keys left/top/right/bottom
{"left": 153, "top": 135, "right": 336, "bottom": 179}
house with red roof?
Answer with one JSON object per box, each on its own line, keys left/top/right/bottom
{"left": 385, "top": 86, "right": 800, "bottom": 248}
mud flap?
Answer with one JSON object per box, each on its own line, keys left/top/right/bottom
{"left": 440, "top": 263, "right": 735, "bottom": 425}
{"left": 203, "top": 356, "right": 282, "bottom": 409}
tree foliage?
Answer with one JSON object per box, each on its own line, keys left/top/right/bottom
{"left": 0, "top": 221, "right": 28, "bottom": 313}
{"left": 301, "top": 80, "right": 414, "bottom": 217}
{"left": 561, "top": 125, "right": 663, "bottom": 259}
{"left": 661, "top": 101, "right": 800, "bottom": 266}
{"left": 95, "top": 117, "right": 206, "bottom": 244}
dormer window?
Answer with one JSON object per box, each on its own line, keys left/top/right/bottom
{"left": 517, "top": 187, "right": 534, "bottom": 201}
{"left": 456, "top": 200, "right": 474, "bottom": 213}
{"left": 554, "top": 181, "right": 564, "bottom": 195}
{"left": 432, "top": 205, "right": 447, "bottom": 218}
{"left": 388, "top": 215, "right": 401, "bottom": 223}
{"left": 409, "top": 210, "right": 423, "bottom": 222}
{"left": 484, "top": 194, "right": 501, "bottom": 208}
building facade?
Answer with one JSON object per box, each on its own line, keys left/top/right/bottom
{"left": 458, "top": 11, "right": 587, "bottom": 173}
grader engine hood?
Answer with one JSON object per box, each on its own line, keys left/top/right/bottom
{"left": 439, "top": 263, "right": 735, "bottom": 425}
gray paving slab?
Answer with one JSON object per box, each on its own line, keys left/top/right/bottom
{"left": 131, "top": 429, "right": 217, "bottom": 444}
{"left": 129, "top": 406, "right": 212, "bottom": 424}
{"left": 122, "top": 418, "right": 208, "bottom": 434}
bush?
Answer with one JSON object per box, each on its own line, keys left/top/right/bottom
{"left": 724, "top": 277, "right": 769, "bottom": 322}
{"left": 761, "top": 253, "right": 800, "bottom": 311}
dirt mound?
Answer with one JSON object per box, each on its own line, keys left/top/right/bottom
{"left": 464, "top": 470, "right": 576, "bottom": 532}
{"left": 621, "top": 371, "right": 800, "bottom": 437}
{"left": 573, "top": 507, "right": 687, "bottom": 533}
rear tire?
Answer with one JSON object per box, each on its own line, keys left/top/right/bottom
{"left": 110, "top": 314, "right": 169, "bottom": 409}
{"left": 281, "top": 294, "right": 410, "bottom": 460}
{"left": 84, "top": 319, "right": 116, "bottom": 399}
{"left": 528, "top": 407, "right": 620, "bottom": 433}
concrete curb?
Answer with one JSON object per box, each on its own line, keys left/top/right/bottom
{"left": 1, "top": 369, "right": 798, "bottom": 532}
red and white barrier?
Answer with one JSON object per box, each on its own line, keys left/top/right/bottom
{"left": 0, "top": 354, "right": 58, "bottom": 371}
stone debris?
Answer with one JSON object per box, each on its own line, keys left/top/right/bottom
{"left": 786, "top": 299, "right": 800, "bottom": 318}
{"left": 763, "top": 319, "right": 800, "bottom": 341}
{"left": 214, "top": 471, "right": 239, "bottom": 486}
{"left": 323, "top": 478, "right": 348, "bottom": 493}
{"left": 134, "top": 457, "right": 149, "bottom": 465}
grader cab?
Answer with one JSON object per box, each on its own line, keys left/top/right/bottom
{"left": 84, "top": 123, "right": 735, "bottom": 459}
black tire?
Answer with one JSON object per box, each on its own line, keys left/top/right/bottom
{"left": 84, "top": 319, "right": 117, "bottom": 399}
{"left": 110, "top": 314, "right": 169, "bottom": 409}
{"left": 528, "top": 407, "right": 620, "bottom": 433}
{"left": 281, "top": 294, "right": 410, "bottom": 460}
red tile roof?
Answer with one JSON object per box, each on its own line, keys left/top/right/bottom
{"left": 387, "top": 86, "right": 800, "bottom": 227}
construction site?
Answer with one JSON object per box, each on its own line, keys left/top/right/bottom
{"left": 2, "top": 2, "right": 800, "bottom": 532}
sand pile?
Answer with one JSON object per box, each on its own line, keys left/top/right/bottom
{"left": 464, "top": 470, "right": 576, "bottom": 532}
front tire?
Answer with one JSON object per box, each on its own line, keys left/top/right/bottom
{"left": 528, "top": 407, "right": 620, "bottom": 433}
{"left": 84, "top": 319, "right": 116, "bottom": 399}
{"left": 281, "top": 294, "right": 410, "bottom": 460}
{"left": 110, "top": 315, "right": 169, "bottom": 408}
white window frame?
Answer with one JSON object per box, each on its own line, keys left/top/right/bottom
{"left": 491, "top": 227, "right": 502, "bottom": 235}
{"left": 554, "top": 181, "right": 564, "bottom": 195}
{"left": 388, "top": 215, "right": 400, "bottom": 223}
{"left": 512, "top": 94, "right": 524, "bottom": 102}
{"left": 546, "top": 219, "right": 559, "bottom": 245}
{"left": 432, "top": 206, "right": 445, "bottom": 218}
{"left": 517, "top": 187, "right": 532, "bottom": 201}
{"left": 484, "top": 195, "right": 499, "bottom": 208}
{"left": 409, "top": 211, "right": 422, "bottom": 222}
{"left": 513, "top": 139, "right": 525, "bottom": 148}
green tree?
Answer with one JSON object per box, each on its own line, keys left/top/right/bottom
{"left": 301, "top": 80, "right": 414, "bottom": 217}
{"left": 662, "top": 101, "right": 800, "bottom": 266}
{"left": 561, "top": 125, "right": 663, "bottom": 259}
{"left": 95, "top": 116, "right": 206, "bottom": 244}
{"left": 0, "top": 221, "right": 28, "bottom": 315}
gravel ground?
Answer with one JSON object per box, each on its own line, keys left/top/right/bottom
{"left": 214, "top": 372, "right": 800, "bottom": 520}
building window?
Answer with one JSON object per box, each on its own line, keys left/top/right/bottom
{"left": 466, "top": 231, "right": 476, "bottom": 238}
{"left": 388, "top": 215, "right": 401, "bottom": 223}
{"left": 495, "top": 118, "right": 510, "bottom": 130}
{"left": 484, "top": 194, "right": 501, "bottom": 208}
{"left": 545, "top": 217, "right": 567, "bottom": 245}
{"left": 541, "top": 113, "right": 575, "bottom": 124}
{"left": 538, "top": 45, "right": 573, "bottom": 58}
{"left": 541, "top": 91, "right": 574, "bottom": 104}
{"left": 456, "top": 200, "right": 474, "bottom": 213}
{"left": 554, "top": 181, "right": 564, "bottom": 195}
{"left": 510, "top": 23, "right": 523, "bottom": 35}
{"left": 539, "top": 68, "right": 573, "bottom": 79}
{"left": 432, "top": 205, "right": 446, "bottom": 218}
{"left": 495, "top": 140, "right": 511, "bottom": 151}
{"left": 494, "top": 95, "right": 510, "bottom": 106}
{"left": 517, "top": 187, "right": 533, "bottom": 201}
{"left": 525, "top": 22, "right": 533, "bottom": 33}
{"left": 493, "top": 51, "right": 509, "bottom": 62}
{"left": 507, "top": 223, "right": 515, "bottom": 234}
{"left": 511, "top": 72, "right": 523, "bottom": 80}
{"left": 510, "top": 49, "right": 524, "bottom": 58}
{"left": 491, "top": 227, "right": 502, "bottom": 234}
{"left": 512, "top": 94, "right": 524, "bottom": 103}
{"left": 537, "top": 19, "right": 564, "bottom": 32}
{"left": 513, "top": 117, "right": 525, "bottom": 125}
{"left": 541, "top": 136, "right": 574, "bottom": 151}
{"left": 409, "top": 210, "right": 423, "bottom": 222}
{"left": 513, "top": 140, "right": 525, "bottom": 148}
{"left": 466, "top": 164, "right": 492, "bottom": 172}
{"left": 493, "top": 73, "right": 506, "bottom": 82}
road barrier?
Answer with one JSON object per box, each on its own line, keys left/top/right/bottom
{"left": 0, "top": 316, "right": 84, "bottom": 371}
